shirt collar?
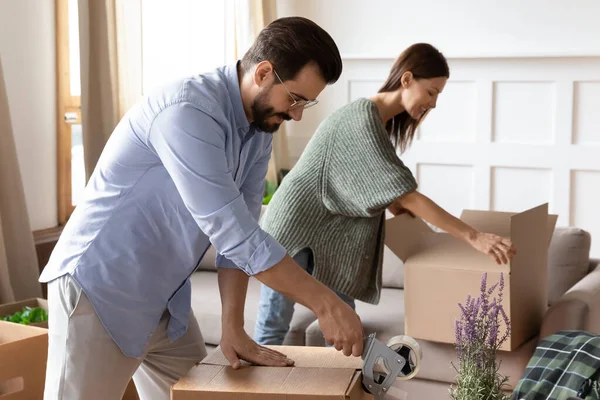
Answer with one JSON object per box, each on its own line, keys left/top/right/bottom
{"left": 224, "top": 61, "right": 250, "bottom": 131}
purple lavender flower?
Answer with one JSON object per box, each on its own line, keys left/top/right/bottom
{"left": 455, "top": 320, "right": 463, "bottom": 359}
{"left": 453, "top": 272, "right": 511, "bottom": 368}
{"left": 487, "top": 302, "right": 500, "bottom": 348}
{"left": 452, "top": 272, "right": 511, "bottom": 399}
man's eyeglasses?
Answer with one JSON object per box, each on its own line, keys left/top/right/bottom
{"left": 273, "top": 69, "right": 319, "bottom": 111}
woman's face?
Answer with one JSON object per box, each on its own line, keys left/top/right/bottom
{"left": 400, "top": 74, "right": 447, "bottom": 120}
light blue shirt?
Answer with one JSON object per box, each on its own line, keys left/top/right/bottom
{"left": 39, "top": 62, "right": 287, "bottom": 358}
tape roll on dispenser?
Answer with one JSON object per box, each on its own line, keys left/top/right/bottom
{"left": 361, "top": 333, "right": 423, "bottom": 399}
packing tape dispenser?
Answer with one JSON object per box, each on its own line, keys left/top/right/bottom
{"left": 361, "top": 333, "right": 423, "bottom": 400}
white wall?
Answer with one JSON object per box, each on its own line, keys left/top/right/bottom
{"left": 276, "top": 0, "right": 600, "bottom": 257}
{"left": 0, "top": 0, "right": 57, "bottom": 230}
{"left": 276, "top": 0, "right": 600, "bottom": 58}
{"left": 276, "top": 0, "right": 600, "bottom": 149}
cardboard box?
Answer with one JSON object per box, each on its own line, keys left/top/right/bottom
{"left": 172, "top": 346, "right": 375, "bottom": 400}
{"left": 0, "top": 298, "right": 49, "bottom": 328}
{"left": 0, "top": 321, "right": 48, "bottom": 399}
{"left": 385, "top": 203, "right": 557, "bottom": 351}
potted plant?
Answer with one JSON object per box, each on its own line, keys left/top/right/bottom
{"left": 450, "top": 272, "right": 511, "bottom": 400}
{"left": 263, "top": 180, "right": 277, "bottom": 205}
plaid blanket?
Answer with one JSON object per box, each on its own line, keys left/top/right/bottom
{"left": 513, "top": 331, "right": 600, "bottom": 400}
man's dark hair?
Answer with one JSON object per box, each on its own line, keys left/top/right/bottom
{"left": 241, "top": 17, "right": 342, "bottom": 84}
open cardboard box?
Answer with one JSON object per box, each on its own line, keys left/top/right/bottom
{"left": 0, "top": 305, "right": 139, "bottom": 400}
{"left": 172, "top": 346, "right": 376, "bottom": 400}
{"left": 0, "top": 298, "right": 48, "bottom": 328}
{"left": 385, "top": 203, "right": 557, "bottom": 351}
{"left": 0, "top": 321, "right": 48, "bottom": 399}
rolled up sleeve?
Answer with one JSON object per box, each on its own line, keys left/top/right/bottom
{"left": 215, "top": 139, "right": 278, "bottom": 271}
{"left": 148, "top": 102, "right": 285, "bottom": 275}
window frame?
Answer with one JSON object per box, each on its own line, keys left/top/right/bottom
{"left": 55, "top": 0, "right": 80, "bottom": 225}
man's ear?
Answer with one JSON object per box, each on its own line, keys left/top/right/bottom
{"left": 254, "top": 61, "right": 274, "bottom": 88}
{"left": 401, "top": 71, "right": 413, "bottom": 88}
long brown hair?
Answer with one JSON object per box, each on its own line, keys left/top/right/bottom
{"left": 379, "top": 43, "right": 449, "bottom": 153}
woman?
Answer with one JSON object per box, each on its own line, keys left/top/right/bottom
{"left": 254, "top": 43, "right": 516, "bottom": 346}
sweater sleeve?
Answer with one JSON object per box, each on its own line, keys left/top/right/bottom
{"left": 322, "top": 102, "right": 418, "bottom": 217}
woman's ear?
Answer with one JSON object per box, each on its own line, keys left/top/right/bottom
{"left": 401, "top": 71, "right": 413, "bottom": 88}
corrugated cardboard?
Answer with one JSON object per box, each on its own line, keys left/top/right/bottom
{"left": 172, "top": 346, "right": 374, "bottom": 400}
{"left": 0, "top": 298, "right": 49, "bottom": 328}
{"left": 0, "top": 321, "right": 48, "bottom": 399}
{"left": 385, "top": 203, "right": 557, "bottom": 351}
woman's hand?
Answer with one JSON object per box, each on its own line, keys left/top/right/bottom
{"left": 393, "top": 191, "right": 518, "bottom": 264}
{"left": 468, "top": 232, "right": 517, "bottom": 264}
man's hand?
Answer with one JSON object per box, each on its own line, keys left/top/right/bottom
{"left": 316, "top": 293, "right": 364, "bottom": 357}
{"left": 220, "top": 328, "right": 294, "bottom": 369}
{"left": 217, "top": 268, "right": 292, "bottom": 368}
{"left": 254, "top": 255, "right": 364, "bottom": 358}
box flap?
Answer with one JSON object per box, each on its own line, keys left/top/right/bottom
{"left": 346, "top": 371, "right": 375, "bottom": 400}
{"left": 172, "top": 346, "right": 370, "bottom": 399}
{"left": 384, "top": 214, "right": 434, "bottom": 262}
{"left": 0, "top": 321, "right": 47, "bottom": 345}
{"left": 461, "top": 203, "right": 557, "bottom": 248}
{"left": 173, "top": 365, "right": 357, "bottom": 398}
{"left": 508, "top": 203, "right": 550, "bottom": 345}
{"left": 547, "top": 213, "right": 558, "bottom": 247}
{"left": 203, "top": 346, "right": 363, "bottom": 370}
{"left": 405, "top": 234, "right": 510, "bottom": 273}
{"left": 508, "top": 203, "right": 557, "bottom": 249}
{"left": 459, "top": 209, "right": 513, "bottom": 237}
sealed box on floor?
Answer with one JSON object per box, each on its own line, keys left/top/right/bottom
{"left": 385, "top": 203, "right": 557, "bottom": 351}
{"left": 172, "top": 346, "right": 374, "bottom": 400}
{"left": 0, "top": 298, "right": 48, "bottom": 328}
{"left": 0, "top": 321, "right": 48, "bottom": 398}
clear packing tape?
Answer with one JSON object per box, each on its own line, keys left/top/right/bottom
{"left": 362, "top": 334, "right": 423, "bottom": 400}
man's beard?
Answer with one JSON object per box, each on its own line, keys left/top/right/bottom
{"left": 251, "top": 89, "right": 291, "bottom": 133}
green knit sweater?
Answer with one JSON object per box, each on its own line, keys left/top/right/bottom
{"left": 260, "top": 98, "right": 418, "bottom": 304}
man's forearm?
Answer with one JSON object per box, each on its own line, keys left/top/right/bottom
{"left": 253, "top": 254, "right": 337, "bottom": 316}
{"left": 217, "top": 268, "right": 250, "bottom": 331}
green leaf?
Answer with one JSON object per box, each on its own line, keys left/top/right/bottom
{"left": 10, "top": 312, "right": 22, "bottom": 323}
{"left": 262, "top": 194, "right": 273, "bottom": 205}
{"left": 264, "top": 180, "right": 277, "bottom": 196}
{"left": 21, "top": 308, "right": 32, "bottom": 321}
{"left": 30, "top": 308, "right": 47, "bottom": 323}
{"left": 263, "top": 180, "right": 277, "bottom": 205}
{"left": 2, "top": 306, "right": 48, "bottom": 325}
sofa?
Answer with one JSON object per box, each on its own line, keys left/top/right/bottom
{"left": 189, "top": 206, "right": 600, "bottom": 398}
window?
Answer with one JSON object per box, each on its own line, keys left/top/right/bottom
{"left": 56, "top": 0, "right": 84, "bottom": 225}
{"left": 141, "top": 0, "right": 231, "bottom": 94}
{"left": 55, "top": 0, "right": 232, "bottom": 224}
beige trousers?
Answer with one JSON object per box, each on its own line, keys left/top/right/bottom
{"left": 43, "top": 274, "right": 207, "bottom": 400}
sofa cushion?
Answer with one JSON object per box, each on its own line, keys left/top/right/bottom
{"left": 196, "top": 245, "right": 217, "bottom": 272}
{"left": 411, "top": 336, "right": 538, "bottom": 390}
{"left": 305, "top": 287, "right": 405, "bottom": 346}
{"left": 548, "top": 227, "right": 591, "bottom": 306}
{"left": 190, "top": 271, "right": 317, "bottom": 346}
